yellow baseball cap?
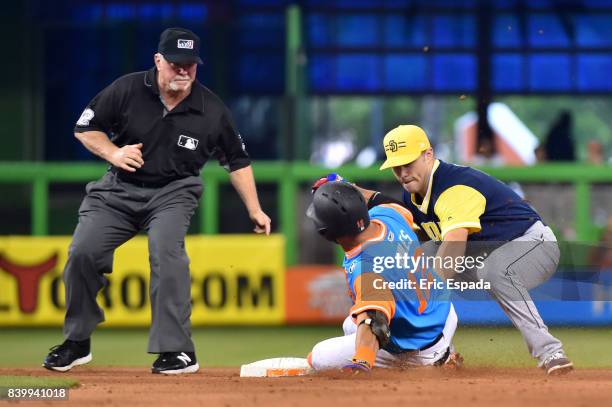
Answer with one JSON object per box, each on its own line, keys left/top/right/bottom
{"left": 379, "top": 125, "right": 431, "bottom": 170}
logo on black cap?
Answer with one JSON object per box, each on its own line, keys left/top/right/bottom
{"left": 177, "top": 39, "right": 194, "bottom": 49}
{"left": 158, "top": 27, "right": 202, "bottom": 64}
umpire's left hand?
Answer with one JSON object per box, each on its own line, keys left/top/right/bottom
{"left": 250, "top": 210, "right": 271, "bottom": 235}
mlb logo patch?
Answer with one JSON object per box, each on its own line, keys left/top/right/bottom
{"left": 348, "top": 261, "right": 356, "bottom": 274}
{"left": 178, "top": 135, "right": 198, "bottom": 150}
{"left": 356, "top": 218, "right": 366, "bottom": 231}
{"left": 76, "top": 108, "right": 95, "bottom": 126}
{"left": 237, "top": 134, "right": 246, "bottom": 152}
{"left": 177, "top": 39, "right": 194, "bottom": 49}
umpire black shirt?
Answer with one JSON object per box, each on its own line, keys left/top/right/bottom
{"left": 74, "top": 67, "right": 251, "bottom": 185}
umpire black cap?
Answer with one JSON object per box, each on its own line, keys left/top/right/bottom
{"left": 307, "top": 182, "right": 370, "bottom": 242}
{"left": 158, "top": 27, "right": 203, "bottom": 65}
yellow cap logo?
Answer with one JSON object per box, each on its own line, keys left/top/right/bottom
{"left": 384, "top": 139, "right": 407, "bottom": 153}
{"left": 379, "top": 125, "right": 431, "bottom": 170}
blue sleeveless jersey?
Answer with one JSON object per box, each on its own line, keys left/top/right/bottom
{"left": 402, "top": 160, "right": 541, "bottom": 242}
{"left": 342, "top": 203, "right": 451, "bottom": 353}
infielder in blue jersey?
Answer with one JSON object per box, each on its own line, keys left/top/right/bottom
{"left": 345, "top": 125, "right": 573, "bottom": 375}
{"left": 306, "top": 182, "right": 462, "bottom": 372}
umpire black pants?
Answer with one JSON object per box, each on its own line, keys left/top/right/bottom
{"left": 62, "top": 171, "right": 202, "bottom": 353}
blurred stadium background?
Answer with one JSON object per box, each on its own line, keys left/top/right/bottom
{"left": 0, "top": 0, "right": 611, "bottom": 368}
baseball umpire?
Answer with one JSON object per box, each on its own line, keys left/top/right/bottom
{"left": 315, "top": 125, "right": 573, "bottom": 375}
{"left": 306, "top": 182, "right": 462, "bottom": 372}
{"left": 43, "top": 27, "right": 271, "bottom": 374}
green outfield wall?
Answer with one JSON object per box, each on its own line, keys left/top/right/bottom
{"left": 0, "top": 162, "right": 610, "bottom": 265}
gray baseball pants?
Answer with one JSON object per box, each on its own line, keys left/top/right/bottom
{"left": 478, "top": 221, "right": 563, "bottom": 364}
{"left": 62, "top": 171, "right": 202, "bottom": 353}
{"left": 428, "top": 221, "right": 564, "bottom": 364}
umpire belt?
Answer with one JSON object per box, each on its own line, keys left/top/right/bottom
{"left": 111, "top": 169, "right": 177, "bottom": 188}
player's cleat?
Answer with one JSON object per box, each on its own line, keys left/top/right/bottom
{"left": 542, "top": 352, "right": 574, "bottom": 376}
{"left": 341, "top": 359, "right": 372, "bottom": 375}
{"left": 443, "top": 352, "right": 464, "bottom": 370}
{"left": 43, "top": 339, "right": 92, "bottom": 372}
{"left": 151, "top": 351, "right": 199, "bottom": 375}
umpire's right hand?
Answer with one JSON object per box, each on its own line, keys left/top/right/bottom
{"left": 110, "top": 143, "right": 144, "bottom": 172}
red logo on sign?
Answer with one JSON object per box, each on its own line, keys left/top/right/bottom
{"left": 0, "top": 253, "right": 58, "bottom": 313}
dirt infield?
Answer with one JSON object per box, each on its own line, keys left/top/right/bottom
{"left": 2, "top": 367, "right": 611, "bottom": 406}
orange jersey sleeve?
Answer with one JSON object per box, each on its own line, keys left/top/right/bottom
{"left": 350, "top": 274, "right": 396, "bottom": 323}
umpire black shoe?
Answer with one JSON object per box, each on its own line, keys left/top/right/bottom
{"left": 542, "top": 351, "right": 574, "bottom": 375}
{"left": 43, "top": 339, "right": 92, "bottom": 372}
{"left": 151, "top": 352, "right": 199, "bottom": 375}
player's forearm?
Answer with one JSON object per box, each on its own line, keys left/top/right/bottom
{"left": 229, "top": 165, "right": 263, "bottom": 215}
{"left": 435, "top": 228, "right": 469, "bottom": 279}
{"left": 353, "top": 312, "right": 379, "bottom": 364}
{"left": 354, "top": 185, "right": 405, "bottom": 209}
{"left": 75, "top": 131, "right": 119, "bottom": 162}
{"left": 353, "top": 185, "right": 378, "bottom": 202}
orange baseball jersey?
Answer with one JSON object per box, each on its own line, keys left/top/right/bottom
{"left": 342, "top": 204, "right": 451, "bottom": 352}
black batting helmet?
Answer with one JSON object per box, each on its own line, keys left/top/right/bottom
{"left": 306, "top": 182, "right": 370, "bottom": 242}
